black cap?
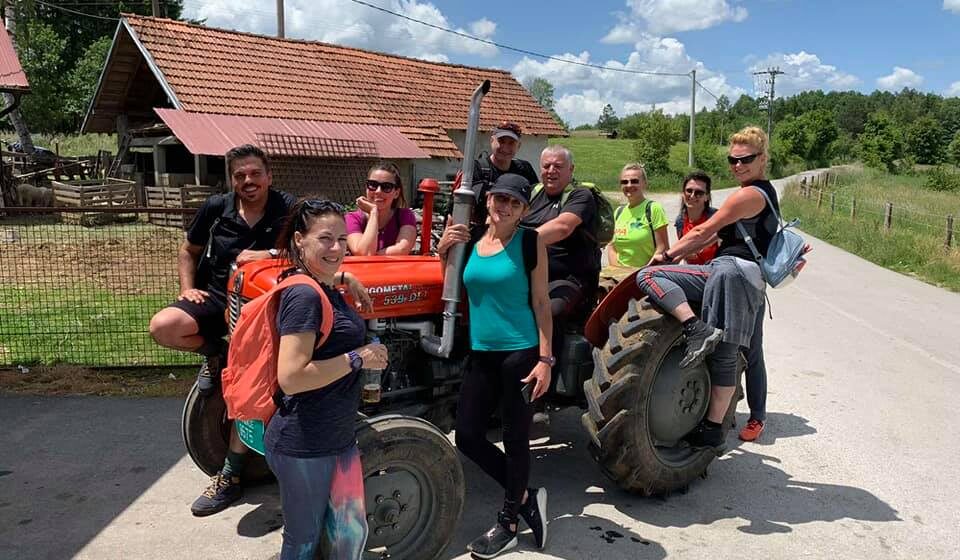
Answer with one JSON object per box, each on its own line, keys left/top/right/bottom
{"left": 488, "top": 173, "right": 531, "bottom": 205}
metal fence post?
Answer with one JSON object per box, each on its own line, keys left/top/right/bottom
{"left": 947, "top": 215, "right": 955, "bottom": 249}
{"left": 884, "top": 202, "right": 893, "bottom": 231}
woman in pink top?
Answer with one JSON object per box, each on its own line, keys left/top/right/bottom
{"left": 346, "top": 162, "right": 417, "bottom": 255}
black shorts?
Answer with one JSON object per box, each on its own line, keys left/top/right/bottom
{"left": 168, "top": 291, "right": 228, "bottom": 340}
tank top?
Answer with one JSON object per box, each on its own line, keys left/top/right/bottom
{"left": 716, "top": 179, "right": 780, "bottom": 260}
{"left": 462, "top": 232, "right": 539, "bottom": 351}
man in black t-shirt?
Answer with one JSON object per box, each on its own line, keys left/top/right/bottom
{"left": 462, "top": 121, "right": 540, "bottom": 226}
{"left": 148, "top": 144, "right": 295, "bottom": 517}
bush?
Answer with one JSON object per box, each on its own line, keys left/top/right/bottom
{"left": 923, "top": 166, "right": 960, "bottom": 192}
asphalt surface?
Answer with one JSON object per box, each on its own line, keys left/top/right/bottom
{"left": 2, "top": 171, "right": 959, "bottom": 559}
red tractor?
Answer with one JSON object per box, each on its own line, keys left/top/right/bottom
{"left": 181, "top": 82, "right": 740, "bottom": 560}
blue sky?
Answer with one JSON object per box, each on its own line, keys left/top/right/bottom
{"left": 181, "top": 0, "right": 960, "bottom": 125}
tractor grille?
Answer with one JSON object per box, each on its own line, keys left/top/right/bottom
{"left": 226, "top": 292, "right": 250, "bottom": 333}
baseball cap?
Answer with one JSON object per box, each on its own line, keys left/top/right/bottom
{"left": 488, "top": 173, "right": 531, "bottom": 205}
{"left": 492, "top": 121, "right": 522, "bottom": 141}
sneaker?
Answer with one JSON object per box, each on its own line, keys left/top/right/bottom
{"left": 191, "top": 472, "right": 242, "bottom": 517}
{"left": 196, "top": 354, "right": 223, "bottom": 397}
{"left": 519, "top": 487, "right": 547, "bottom": 549}
{"left": 683, "top": 420, "right": 725, "bottom": 453}
{"left": 680, "top": 320, "right": 723, "bottom": 369}
{"left": 467, "top": 511, "right": 518, "bottom": 559}
{"left": 739, "top": 418, "right": 765, "bottom": 442}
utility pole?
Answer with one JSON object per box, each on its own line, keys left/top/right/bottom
{"left": 152, "top": 0, "right": 160, "bottom": 17}
{"left": 276, "top": 0, "right": 285, "bottom": 38}
{"left": 688, "top": 69, "right": 695, "bottom": 167}
{"left": 3, "top": 3, "right": 34, "bottom": 155}
{"left": 753, "top": 67, "right": 784, "bottom": 139}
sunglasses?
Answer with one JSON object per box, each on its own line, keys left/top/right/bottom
{"left": 620, "top": 178, "right": 644, "bottom": 186}
{"left": 366, "top": 179, "right": 398, "bottom": 193}
{"left": 727, "top": 153, "right": 759, "bottom": 166}
{"left": 684, "top": 188, "right": 707, "bottom": 197}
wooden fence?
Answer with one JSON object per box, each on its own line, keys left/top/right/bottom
{"left": 51, "top": 178, "right": 137, "bottom": 226}
{"left": 145, "top": 184, "right": 219, "bottom": 229}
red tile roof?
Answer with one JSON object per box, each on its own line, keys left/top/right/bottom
{"left": 155, "top": 109, "right": 430, "bottom": 159}
{"left": 122, "top": 15, "right": 565, "bottom": 151}
{"left": 0, "top": 29, "right": 29, "bottom": 91}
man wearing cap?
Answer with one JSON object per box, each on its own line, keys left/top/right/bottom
{"left": 467, "top": 121, "right": 540, "bottom": 226}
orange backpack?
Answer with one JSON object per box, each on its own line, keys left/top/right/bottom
{"left": 221, "top": 274, "right": 334, "bottom": 422}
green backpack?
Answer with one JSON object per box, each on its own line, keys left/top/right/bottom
{"left": 531, "top": 181, "right": 616, "bottom": 246}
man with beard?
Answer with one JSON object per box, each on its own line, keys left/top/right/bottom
{"left": 149, "top": 144, "right": 295, "bottom": 516}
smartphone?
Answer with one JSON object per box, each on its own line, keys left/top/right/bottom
{"left": 520, "top": 381, "right": 535, "bottom": 404}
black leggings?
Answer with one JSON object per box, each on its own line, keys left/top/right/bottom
{"left": 455, "top": 346, "right": 538, "bottom": 516}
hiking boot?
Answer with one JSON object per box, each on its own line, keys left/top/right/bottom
{"left": 519, "top": 487, "right": 547, "bottom": 549}
{"left": 680, "top": 320, "right": 723, "bottom": 369}
{"left": 739, "top": 418, "right": 765, "bottom": 442}
{"left": 191, "top": 472, "right": 242, "bottom": 517}
{"left": 196, "top": 353, "right": 223, "bottom": 397}
{"left": 467, "top": 511, "right": 518, "bottom": 559}
{"left": 683, "top": 420, "right": 726, "bottom": 453}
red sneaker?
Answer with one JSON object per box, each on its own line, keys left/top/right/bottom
{"left": 739, "top": 419, "right": 764, "bottom": 442}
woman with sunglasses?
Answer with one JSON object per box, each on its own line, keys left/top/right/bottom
{"left": 607, "top": 162, "right": 670, "bottom": 269}
{"left": 266, "top": 198, "right": 387, "bottom": 560}
{"left": 437, "top": 173, "right": 552, "bottom": 558}
{"left": 639, "top": 126, "right": 809, "bottom": 451}
{"left": 674, "top": 170, "right": 718, "bottom": 265}
{"left": 346, "top": 162, "right": 417, "bottom": 256}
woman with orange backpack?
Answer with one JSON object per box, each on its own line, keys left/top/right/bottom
{"left": 265, "top": 198, "right": 387, "bottom": 560}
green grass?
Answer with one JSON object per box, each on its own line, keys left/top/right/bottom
{"left": 0, "top": 285, "right": 194, "bottom": 366}
{"left": 782, "top": 167, "right": 960, "bottom": 292}
{"left": 4, "top": 133, "right": 117, "bottom": 157}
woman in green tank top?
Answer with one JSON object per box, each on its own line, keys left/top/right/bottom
{"left": 437, "top": 173, "right": 553, "bottom": 557}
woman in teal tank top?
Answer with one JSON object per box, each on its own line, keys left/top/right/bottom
{"left": 438, "top": 173, "right": 553, "bottom": 557}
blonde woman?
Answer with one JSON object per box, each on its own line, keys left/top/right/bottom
{"left": 607, "top": 162, "right": 669, "bottom": 268}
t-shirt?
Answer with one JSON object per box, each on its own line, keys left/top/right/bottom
{"left": 466, "top": 157, "right": 540, "bottom": 226}
{"left": 345, "top": 207, "right": 417, "bottom": 252}
{"left": 186, "top": 189, "right": 296, "bottom": 298}
{"left": 677, "top": 207, "right": 718, "bottom": 265}
{"left": 462, "top": 232, "right": 538, "bottom": 351}
{"left": 264, "top": 281, "right": 366, "bottom": 458}
{"left": 611, "top": 200, "right": 668, "bottom": 268}
{"left": 716, "top": 180, "right": 780, "bottom": 260}
{"left": 521, "top": 183, "right": 599, "bottom": 286}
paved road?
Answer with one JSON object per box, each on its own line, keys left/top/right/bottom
{"left": 2, "top": 171, "right": 959, "bottom": 559}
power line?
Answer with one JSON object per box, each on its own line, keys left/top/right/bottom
{"left": 347, "top": 0, "right": 689, "bottom": 78}
{"left": 33, "top": 0, "right": 120, "bottom": 21}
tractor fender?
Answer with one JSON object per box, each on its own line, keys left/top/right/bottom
{"left": 584, "top": 269, "right": 643, "bottom": 347}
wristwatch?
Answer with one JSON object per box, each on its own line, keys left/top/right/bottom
{"left": 268, "top": 248, "right": 279, "bottom": 258}
{"left": 347, "top": 350, "right": 364, "bottom": 372}
{"left": 538, "top": 355, "right": 556, "bottom": 367}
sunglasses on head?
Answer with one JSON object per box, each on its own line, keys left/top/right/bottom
{"left": 620, "top": 178, "right": 643, "bottom": 186}
{"left": 366, "top": 179, "right": 397, "bottom": 193}
{"left": 727, "top": 153, "right": 759, "bottom": 166}
{"left": 684, "top": 188, "right": 707, "bottom": 197}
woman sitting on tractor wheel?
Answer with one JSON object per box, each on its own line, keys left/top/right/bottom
{"left": 639, "top": 126, "right": 810, "bottom": 452}
{"left": 438, "top": 173, "right": 552, "bottom": 558}
{"left": 346, "top": 161, "right": 417, "bottom": 256}
{"left": 266, "top": 199, "right": 387, "bottom": 560}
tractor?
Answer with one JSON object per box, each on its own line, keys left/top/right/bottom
{"left": 180, "top": 81, "right": 740, "bottom": 559}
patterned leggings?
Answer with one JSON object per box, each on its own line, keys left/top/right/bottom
{"left": 265, "top": 445, "right": 368, "bottom": 560}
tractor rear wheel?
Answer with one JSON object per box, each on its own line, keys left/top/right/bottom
{"left": 581, "top": 298, "right": 741, "bottom": 495}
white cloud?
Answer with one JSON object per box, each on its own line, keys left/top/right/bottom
{"left": 603, "top": 0, "right": 748, "bottom": 41}
{"left": 945, "top": 81, "right": 960, "bottom": 97}
{"left": 746, "top": 51, "right": 859, "bottom": 97}
{"left": 182, "top": 0, "right": 497, "bottom": 62}
{"left": 876, "top": 66, "right": 923, "bottom": 91}
{"left": 945, "top": 0, "right": 960, "bottom": 14}
{"left": 512, "top": 33, "right": 744, "bottom": 126}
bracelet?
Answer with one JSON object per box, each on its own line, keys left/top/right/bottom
{"left": 662, "top": 250, "right": 672, "bottom": 261}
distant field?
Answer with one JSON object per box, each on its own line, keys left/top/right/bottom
{"left": 4, "top": 133, "right": 118, "bottom": 157}
{"left": 782, "top": 167, "right": 960, "bottom": 292}
{"left": 549, "top": 136, "right": 639, "bottom": 190}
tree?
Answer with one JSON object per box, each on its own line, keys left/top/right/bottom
{"left": 597, "top": 104, "right": 619, "bottom": 133}
{"left": 630, "top": 110, "right": 676, "bottom": 174}
{"left": 776, "top": 109, "right": 839, "bottom": 167}
{"left": 522, "top": 77, "right": 563, "bottom": 128}
{"left": 947, "top": 131, "right": 960, "bottom": 165}
{"left": 17, "top": 21, "right": 69, "bottom": 133}
{"left": 858, "top": 112, "right": 903, "bottom": 173}
{"left": 65, "top": 36, "right": 113, "bottom": 130}
{"left": 906, "top": 116, "right": 946, "bottom": 164}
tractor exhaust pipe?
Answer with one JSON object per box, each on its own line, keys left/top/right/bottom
{"left": 422, "top": 79, "right": 490, "bottom": 358}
